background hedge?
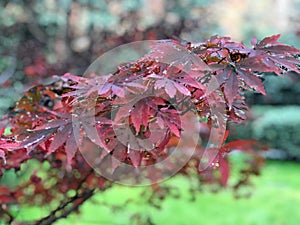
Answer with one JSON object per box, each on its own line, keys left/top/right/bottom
{"left": 229, "top": 106, "right": 300, "bottom": 160}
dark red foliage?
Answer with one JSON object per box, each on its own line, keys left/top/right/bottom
{"left": 0, "top": 34, "right": 299, "bottom": 224}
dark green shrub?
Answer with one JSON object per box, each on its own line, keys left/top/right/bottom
{"left": 229, "top": 106, "right": 300, "bottom": 160}
{"left": 252, "top": 106, "right": 300, "bottom": 160}
{"left": 246, "top": 72, "right": 300, "bottom": 105}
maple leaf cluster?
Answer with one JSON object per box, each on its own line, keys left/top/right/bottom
{"left": 0, "top": 34, "right": 299, "bottom": 223}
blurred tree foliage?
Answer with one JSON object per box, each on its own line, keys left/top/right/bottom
{"left": 0, "top": 0, "right": 217, "bottom": 116}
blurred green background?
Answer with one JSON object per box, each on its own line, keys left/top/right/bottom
{"left": 0, "top": 0, "right": 300, "bottom": 224}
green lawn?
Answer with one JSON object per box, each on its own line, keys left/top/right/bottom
{"left": 14, "top": 159, "right": 300, "bottom": 225}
